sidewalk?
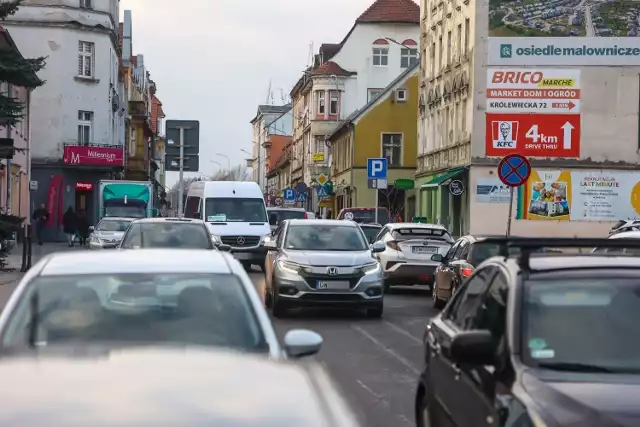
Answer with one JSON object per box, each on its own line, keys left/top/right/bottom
{"left": 0, "top": 243, "right": 84, "bottom": 285}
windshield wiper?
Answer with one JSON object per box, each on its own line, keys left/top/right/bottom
{"left": 537, "top": 362, "right": 614, "bottom": 373}
{"left": 28, "top": 291, "right": 40, "bottom": 348}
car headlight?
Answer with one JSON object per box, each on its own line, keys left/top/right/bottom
{"left": 89, "top": 235, "right": 103, "bottom": 246}
{"left": 359, "top": 262, "right": 381, "bottom": 275}
{"left": 210, "top": 234, "right": 222, "bottom": 245}
{"left": 260, "top": 233, "right": 272, "bottom": 244}
{"left": 277, "top": 260, "right": 302, "bottom": 274}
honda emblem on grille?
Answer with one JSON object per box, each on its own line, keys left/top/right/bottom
{"left": 327, "top": 267, "right": 338, "bottom": 276}
{"left": 237, "top": 237, "right": 246, "bottom": 245}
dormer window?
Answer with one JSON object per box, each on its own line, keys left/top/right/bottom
{"left": 372, "top": 39, "right": 389, "bottom": 67}
{"left": 400, "top": 39, "right": 418, "bottom": 68}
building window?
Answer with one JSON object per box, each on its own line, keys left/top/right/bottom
{"left": 382, "top": 133, "right": 402, "bottom": 166}
{"left": 316, "top": 91, "right": 325, "bottom": 115}
{"left": 395, "top": 89, "right": 407, "bottom": 102}
{"left": 430, "top": 42, "right": 435, "bottom": 77}
{"left": 78, "top": 41, "right": 94, "bottom": 78}
{"left": 372, "top": 38, "right": 389, "bottom": 66}
{"left": 447, "top": 31, "right": 452, "bottom": 65}
{"left": 438, "top": 35, "right": 443, "bottom": 70}
{"left": 457, "top": 24, "right": 462, "bottom": 57}
{"left": 329, "top": 91, "right": 339, "bottom": 115}
{"left": 79, "top": 0, "right": 92, "bottom": 8}
{"left": 314, "top": 137, "right": 326, "bottom": 156}
{"left": 78, "top": 111, "right": 93, "bottom": 145}
{"left": 400, "top": 39, "right": 418, "bottom": 68}
{"left": 368, "top": 88, "right": 383, "bottom": 102}
{"left": 464, "top": 18, "right": 470, "bottom": 54}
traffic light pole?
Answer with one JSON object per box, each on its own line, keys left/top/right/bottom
{"left": 177, "top": 127, "right": 186, "bottom": 218}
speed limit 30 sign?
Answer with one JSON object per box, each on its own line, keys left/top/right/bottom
{"left": 485, "top": 113, "right": 580, "bottom": 158}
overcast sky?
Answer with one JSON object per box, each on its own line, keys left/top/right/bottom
{"left": 119, "top": 0, "right": 377, "bottom": 187}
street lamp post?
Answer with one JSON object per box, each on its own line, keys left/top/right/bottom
{"left": 216, "top": 153, "right": 230, "bottom": 171}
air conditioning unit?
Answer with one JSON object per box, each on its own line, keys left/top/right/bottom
{"left": 395, "top": 89, "right": 408, "bottom": 102}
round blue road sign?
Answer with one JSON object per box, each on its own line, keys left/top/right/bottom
{"left": 498, "top": 154, "right": 531, "bottom": 187}
{"left": 296, "top": 182, "right": 308, "bottom": 194}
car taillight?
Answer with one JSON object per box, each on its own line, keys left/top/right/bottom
{"left": 461, "top": 267, "right": 473, "bottom": 277}
{"left": 304, "top": 212, "right": 308, "bottom": 219}
{"left": 387, "top": 241, "right": 400, "bottom": 251}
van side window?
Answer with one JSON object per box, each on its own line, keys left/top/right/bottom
{"left": 184, "top": 196, "right": 200, "bottom": 218}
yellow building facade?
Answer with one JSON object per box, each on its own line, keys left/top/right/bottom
{"left": 327, "top": 64, "right": 419, "bottom": 218}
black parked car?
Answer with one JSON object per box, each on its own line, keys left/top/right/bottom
{"left": 416, "top": 238, "right": 640, "bottom": 427}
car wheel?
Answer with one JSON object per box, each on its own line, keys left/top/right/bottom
{"left": 264, "top": 285, "right": 273, "bottom": 309}
{"left": 432, "top": 283, "right": 445, "bottom": 309}
{"left": 383, "top": 281, "right": 391, "bottom": 294}
{"left": 271, "top": 287, "right": 287, "bottom": 318}
{"left": 366, "top": 304, "right": 383, "bottom": 318}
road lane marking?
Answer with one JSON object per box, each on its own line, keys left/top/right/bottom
{"left": 383, "top": 320, "right": 423, "bottom": 344}
{"left": 356, "top": 380, "right": 412, "bottom": 426}
{"left": 351, "top": 325, "right": 420, "bottom": 375}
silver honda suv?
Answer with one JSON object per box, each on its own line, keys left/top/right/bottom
{"left": 263, "top": 219, "right": 386, "bottom": 318}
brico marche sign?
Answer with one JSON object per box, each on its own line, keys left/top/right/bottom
{"left": 485, "top": 68, "right": 581, "bottom": 158}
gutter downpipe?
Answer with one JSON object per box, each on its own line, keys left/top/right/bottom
{"left": 350, "top": 125, "right": 356, "bottom": 206}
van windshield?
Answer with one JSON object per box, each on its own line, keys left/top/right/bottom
{"left": 205, "top": 198, "right": 267, "bottom": 222}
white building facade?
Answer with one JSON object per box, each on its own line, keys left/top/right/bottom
{"left": 3, "top": 0, "right": 125, "bottom": 238}
{"left": 249, "top": 104, "right": 290, "bottom": 194}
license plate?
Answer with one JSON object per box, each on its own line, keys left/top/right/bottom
{"left": 316, "top": 280, "right": 350, "bottom": 290}
{"left": 234, "top": 252, "right": 251, "bottom": 260}
{"left": 412, "top": 246, "right": 436, "bottom": 254}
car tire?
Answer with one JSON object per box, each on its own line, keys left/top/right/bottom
{"left": 271, "top": 288, "right": 287, "bottom": 318}
{"left": 264, "top": 285, "right": 273, "bottom": 309}
{"left": 383, "top": 281, "right": 391, "bottom": 294}
{"left": 366, "top": 304, "right": 383, "bottom": 318}
{"left": 416, "top": 389, "right": 433, "bottom": 427}
{"left": 432, "top": 283, "right": 445, "bottom": 309}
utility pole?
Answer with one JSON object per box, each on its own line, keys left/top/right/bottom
{"left": 165, "top": 120, "right": 200, "bottom": 219}
{"left": 176, "top": 126, "right": 186, "bottom": 218}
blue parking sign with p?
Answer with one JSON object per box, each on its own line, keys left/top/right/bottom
{"left": 283, "top": 188, "right": 295, "bottom": 201}
{"left": 367, "top": 158, "right": 387, "bottom": 179}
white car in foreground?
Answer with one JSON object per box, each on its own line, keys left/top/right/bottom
{"left": 0, "top": 249, "right": 322, "bottom": 359}
{"left": 373, "top": 223, "right": 453, "bottom": 292}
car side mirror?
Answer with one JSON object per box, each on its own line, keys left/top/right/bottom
{"left": 283, "top": 329, "right": 323, "bottom": 358}
{"left": 450, "top": 330, "right": 496, "bottom": 365}
{"left": 269, "top": 213, "right": 277, "bottom": 226}
{"left": 264, "top": 240, "right": 277, "bottom": 250}
{"left": 371, "top": 241, "right": 385, "bottom": 253}
{"left": 431, "top": 253, "right": 444, "bottom": 262}
{"left": 89, "top": 226, "right": 94, "bottom": 232}
{"left": 218, "top": 244, "right": 231, "bottom": 252}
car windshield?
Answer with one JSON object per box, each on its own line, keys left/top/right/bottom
{"left": 0, "top": 273, "right": 268, "bottom": 353}
{"left": 285, "top": 224, "right": 368, "bottom": 251}
{"left": 120, "top": 222, "right": 213, "bottom": 249}
{"left": 96, "top": 219, "right": 131, "bottom": 232}
{"left": 592, "top": 246, "right": 640, "bottom": 255}
{"left": 360, "top": 226, "right": 381, "bottom": 243}
{"left": 205, "top": 198, "right": 267, "bottom": 222}
{"left": 522, "top": 278, "right": 640, "bottom": 373}
{"left": 469, "top": 243, "right": 520, "bottom": 265}
{"left": 391, "top": 228, "right": 453, "bottom": 243}
{"left": 279, "top": 210, "right": 306, "bottom": 220}
{"left": 104, "top": 206, "right": 146, "bottom": 218}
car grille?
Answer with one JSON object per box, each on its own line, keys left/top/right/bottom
{"left": 299, "top": 271, "right": 364, "bottom": 290}
{"left": 220, "top": 236, "right": 261, "bottom": 247}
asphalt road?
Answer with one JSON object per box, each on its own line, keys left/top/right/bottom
{"left": 247, "top": 269, "right": 438, "bottom": 427}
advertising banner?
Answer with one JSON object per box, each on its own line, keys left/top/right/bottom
{"left": 488, "top": 38, "right": 640, "bottom": 66}
{"left": 63, "top": 145, "right": 124, "bottom": 167}
{"left": 485, "top": 113, "right": 580, "bottom": 158}
{"left": 518, "top": 169, "right": 640, "bottom": 221}
{"left": 486, "top": 69, "right": 580, "bottom": 114}
{"left": 475, "top": 178, "right": 511, "bottom": 204}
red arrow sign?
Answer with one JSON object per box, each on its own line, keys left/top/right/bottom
{"left": 485, "top": 113, "right": 580, "bottom": 158}
{"left": 551, "top": 101, "right": 576, "bottom": 110}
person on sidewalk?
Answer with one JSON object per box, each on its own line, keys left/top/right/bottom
{"left": 62, "top": 207, "right": 78, "bottom": 247}
{"left": 31, "top": 204, "right": 50, "bottom": 246}
{"left": 76, "top": 210, "right": 90, "bottom": 247}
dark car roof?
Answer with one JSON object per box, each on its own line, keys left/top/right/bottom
{"left": 0, "top": 348, "right": 357, "bottom": 427}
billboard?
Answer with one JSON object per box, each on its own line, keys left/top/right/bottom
{"left": 489, "top": 0, "right": 639, "bottom": 38}
{"left": 63, "top": 145, "right": 124, "bottom": 167}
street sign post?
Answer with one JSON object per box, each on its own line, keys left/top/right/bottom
{"left": 316, "top": 185, "right": 329, "bottom": 199}
{"left": 274, "top": 197, "right": 283, "bottom": 207}
{"left": 367, "top": 158, "right": 388, "bottom": 224}
{"left": 498, "top": 154, "right": 531, "bottom": 237}
{"left": 485, "top": 113, "right": 580, "bottom": 158}
{"left": 165, "top": 120, "right": 200, "bottom": 218}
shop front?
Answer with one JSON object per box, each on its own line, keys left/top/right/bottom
{"left": 31, "top": 144, "right": 124, "bottom": 242}
{"left": 415, "top": 166, "right": 469, "bottom": 237}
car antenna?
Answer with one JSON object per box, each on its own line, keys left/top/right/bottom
{"left": 27, "top": 291, "right": 40, "bottom": 348}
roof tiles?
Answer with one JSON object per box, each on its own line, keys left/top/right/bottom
{"left": 357, "top": 0, "right": 420, "bottom": 24}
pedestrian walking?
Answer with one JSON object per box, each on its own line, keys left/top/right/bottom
{"left": 62, "top": 207, "right": 78, "bottom": 247}
{"left": 76, "top": 210, "right": 90, "bottom": 247}
{"left": 31, "top": 203, "right": 50, "bottom": 245}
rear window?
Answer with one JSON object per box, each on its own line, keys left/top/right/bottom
{"left": 340, "top": 209, "right": 389, "bottom": 224}
{"left": 279, "top": 210, "right": 306, "bottom": 220}
{"left": 360, "top": 226, "right": 382, "bottom": 243}
{"left": 121, "top": 222, "right": 213, "bottom": 249}
{"left": 392, "top": 228, "right": 453, "bottom": 243}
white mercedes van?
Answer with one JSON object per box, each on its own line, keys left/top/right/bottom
{"left": 184, "top": 181, "right": 270, "bottom": 271}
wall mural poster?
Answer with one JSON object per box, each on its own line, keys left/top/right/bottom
{"left": 518, "top": 169, "right": 640, "bottom": 221}
{"left": 45, "top": 174, "right": 62, "bottom": 227}
{"left": 488, "top": 0, "right": 637, "bottom": 37}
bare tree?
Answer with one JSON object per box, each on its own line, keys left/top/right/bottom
{"left": 210, "top": 164, "right": 251, "bottom": 181}
{"left": 379, "top": 187, "right": 404, "bottom": 221}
